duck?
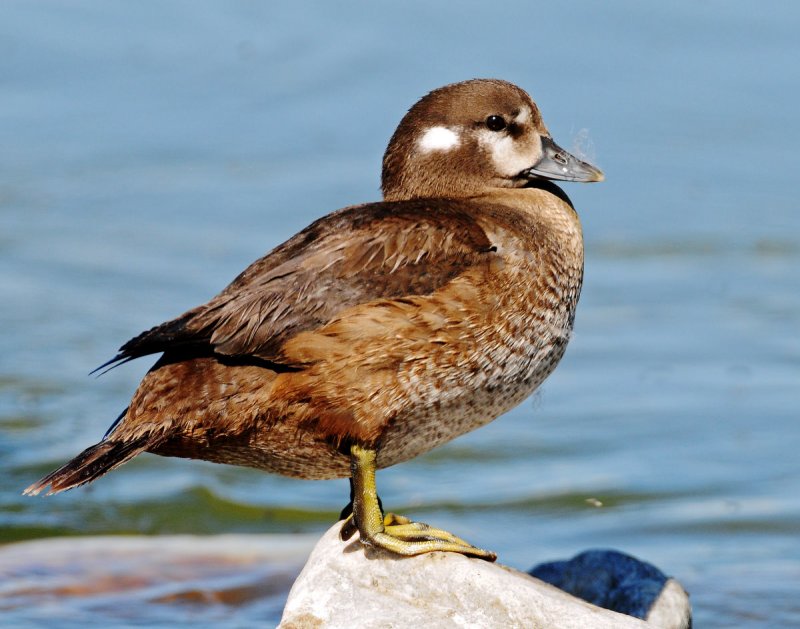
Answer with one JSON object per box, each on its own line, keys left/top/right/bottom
{"left": 26, "top": 79, "right": 603, "bottom": 561}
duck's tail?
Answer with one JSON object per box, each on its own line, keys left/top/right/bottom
{"left": 23, "top": 434, "right": 155, "bottom": 496}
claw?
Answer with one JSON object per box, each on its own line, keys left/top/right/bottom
{"left": 339, "top": 513, "right": 359, "bottom": 541}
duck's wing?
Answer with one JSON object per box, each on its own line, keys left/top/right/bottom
{"left": 101, "top": 199, "right": 496, "bottom": 369}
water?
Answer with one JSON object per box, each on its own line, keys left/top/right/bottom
{"left": 1, "top": 1, "right": 798, "bottom": 626}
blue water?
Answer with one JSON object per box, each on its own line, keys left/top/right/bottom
{"left": 1, "top": 1, "right": 798, "bottom": 626}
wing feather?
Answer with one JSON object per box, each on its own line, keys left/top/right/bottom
{"left": 106, "top": 198, "right": 496, "bottom": 367}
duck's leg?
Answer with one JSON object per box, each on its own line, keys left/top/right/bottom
{"left": 340, "top": 496, "right": 416, "bottom": 541}
{"left": 346, "top": 443, "right": 497, "bottom": 561}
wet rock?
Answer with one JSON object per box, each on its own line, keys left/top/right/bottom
{"left": 0, "top": 533, "right": 316, "bottom": 621}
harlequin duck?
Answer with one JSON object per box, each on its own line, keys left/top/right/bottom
{"left": 27, "top": 79, "right": 603, "bottom": 561}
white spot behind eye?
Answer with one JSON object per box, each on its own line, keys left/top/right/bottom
{"left": 513, "top": 106, "right": 531, "bottom": 125}
{"left": 418, "top": 126, "right": 460, "bottom": 152}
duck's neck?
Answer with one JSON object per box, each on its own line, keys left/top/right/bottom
{"left": 474, "top": 185, "right": 583, "bottom": 241}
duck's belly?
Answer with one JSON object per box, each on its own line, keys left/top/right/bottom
{"left": 375, "top": 323, "right": 571, "bottom": 469}
{"left": 167, "top": 341, "right": 568, "bottom": 478}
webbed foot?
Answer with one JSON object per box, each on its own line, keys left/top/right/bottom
{"left": 344, "top": 444, "right": 496, "bottom": 561}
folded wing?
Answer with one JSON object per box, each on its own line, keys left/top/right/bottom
{"left": 104, "top": 199, "right": 497, "bottom": 369}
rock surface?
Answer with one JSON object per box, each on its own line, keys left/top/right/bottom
{"left": 279, "top": 523, "right": 690, "bottom": 628}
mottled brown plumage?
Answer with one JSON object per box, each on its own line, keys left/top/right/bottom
{"left": 27, "top": 80, "right": 602, "bottom": 559}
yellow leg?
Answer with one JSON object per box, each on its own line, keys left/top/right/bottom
{"left": 346, "top": 444, "right": 496, "bottom": 561}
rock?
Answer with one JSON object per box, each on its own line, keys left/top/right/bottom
{"left": 1, "top": 534, "right": 316, "bottom": 612}
{"left": 279, "top": 523, "right": 691, "bottom": 628}
{"left": 531, "top": 550, "right": 691, "bottom": 628}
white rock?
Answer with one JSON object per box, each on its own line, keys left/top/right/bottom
{"left": 646, "top": 579, "right": 693, "bottom": 628}
{"left": 279, "top": 523, "right": 664, "bottom": 629}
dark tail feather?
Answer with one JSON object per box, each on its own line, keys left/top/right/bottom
{"left": 89, "top": 354, "right": 137, "bottom": 377}
{"left": 24, "top": 436, "right": 155, "bottom": 496}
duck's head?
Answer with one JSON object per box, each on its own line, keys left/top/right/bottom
{"left": 382, "top": 79, "right": 603, "bottom": 201}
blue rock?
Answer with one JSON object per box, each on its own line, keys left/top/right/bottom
{"left": 530, "top": 549, "right": 685, "bottom": 622}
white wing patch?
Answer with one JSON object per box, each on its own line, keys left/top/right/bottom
{"left": 418, "top": 126, "right": 460, "bottom": 152}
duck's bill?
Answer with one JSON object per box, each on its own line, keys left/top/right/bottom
{"left": 522, "top": 136, "right": 604, "bottom": 183}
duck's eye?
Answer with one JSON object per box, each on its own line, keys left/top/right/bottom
{"left": 486, "top": 115, "right": 507, "bottom": 132}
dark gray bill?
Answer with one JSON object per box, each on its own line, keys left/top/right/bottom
{"left": 523, "top": 136, "right": 604, "bottom": 183}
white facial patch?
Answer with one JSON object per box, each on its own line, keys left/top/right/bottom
{"left": 477, "top": 106, "right": 539, "bottom": 178}
{"left": 418, "top": 126, "right": 460, "bottom": 152}
{"left": 475, "top": 106, "right": 540, "bottom": 177}
{"left": 477, "top": 129, "right": 540, "bottom": 177}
